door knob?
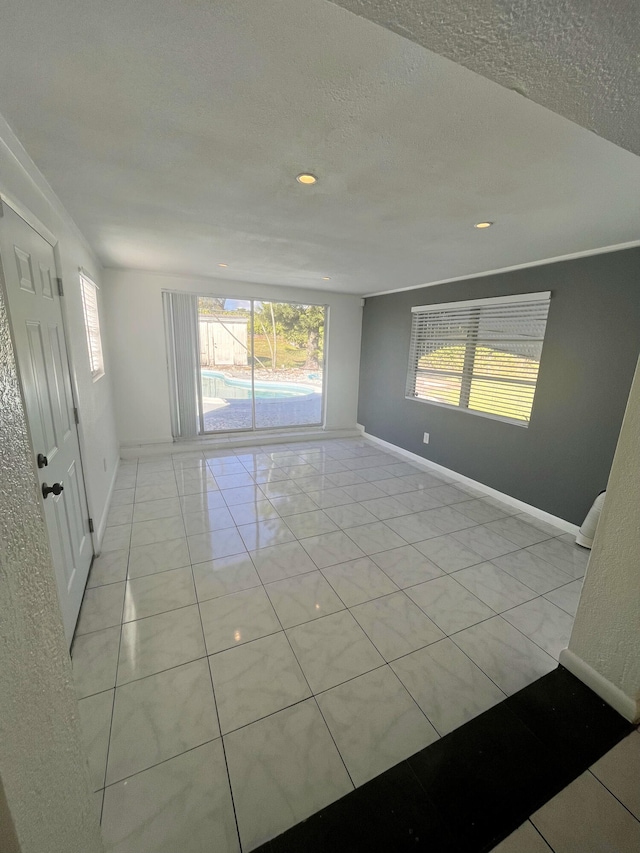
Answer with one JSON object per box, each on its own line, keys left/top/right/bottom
{"left": 42, "top": 482, "right": 64, "bottom": 499}
{"left": 37, "top": 453, "right": 48, "bottom": 468}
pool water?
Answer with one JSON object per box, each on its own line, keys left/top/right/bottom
{"left": 201, "top": 370, "right": 316, "bottom": 400}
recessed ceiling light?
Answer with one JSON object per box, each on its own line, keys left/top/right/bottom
{"left": 296, "top": 173, "right": 317, "bottom": 185}
{"left": 474, "top": 221, "right": 494, "bottom": 229}
{"left": 322, "top": 276, "right": 331, "bottom": 280}
{"left": 218, "top": 263, "right": 228, "bottom": 267}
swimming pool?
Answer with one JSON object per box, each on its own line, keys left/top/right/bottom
{"left": 201, "top": 370, "right": 318, "bottom": 400}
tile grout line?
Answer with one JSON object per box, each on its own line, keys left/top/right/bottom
{"left": 267, "top": 549, "right": 448, "bottom": 747}
{"left": 446, "top": 616, "right": 543, "bottom": 699}
{"left": 81, "top": 617, "right": 469, "bottom": 706}
{"left": 77, "top": 653, "right": 211, "bottom": 699}
{"left": 261, "top": 569, "right": 360, "bottom": 794}
{"left": 215, "top": 445, "right": 445, "bottom": 794}
{"left": 228, "top": 507, "right": 361, "bottom": 794}
{"left": 100, "top": 455, "right": 139, "bottom": 825}
{"left": 176, "top": 473, "right": 244, "bottom": 853}
{"left": 527, "top": 819, "right": 556, "bottom": 852}
{"left": 118, "top": 446, "right": 571, "bottom": 680}
{"left": 99, "top": 737, "right": 222, "bottom": 791}
{"left": 337, "top": 599, "right": 449, "bottom": 738}
{"left": 585, "top": 765, "right": 640, "bottom": 825}
{"left": 330, "top": 574, "right": 509, "bottom": 736}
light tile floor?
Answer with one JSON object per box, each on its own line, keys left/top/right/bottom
{"left": 493, "top": 729, "right": 640, "bottom": 852}
{"left": 73, "top": 437, "right": 588, "bottom": 852}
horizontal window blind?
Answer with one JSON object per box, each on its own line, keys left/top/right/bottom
{"left": 406, "top": 292, "right": 551, "bottom": 426}
{"left": 80, "top": 273, "right": 104, "bottom": 379}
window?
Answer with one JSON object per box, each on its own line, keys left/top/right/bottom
{"left": 80, "top": 272, "right": 104, "bottom": 380}
{"left": 406, "top": 292, "right": 551, "bottom": 426}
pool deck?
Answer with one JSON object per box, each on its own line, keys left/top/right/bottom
{"left": 202, "top": 393, "right": 323, "bottom": 431}
{"left": 200, "top": 367, "right": 323, "bottom": 431}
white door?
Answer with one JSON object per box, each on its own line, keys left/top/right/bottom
{"left": 0, "top": 202, "right": 92, "bottom": 645}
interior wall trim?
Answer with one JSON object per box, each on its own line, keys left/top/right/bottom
{"left": 0, "top": 193, "right": 58, "bottom": 247}
{"left": 364, "top": 240, "right": 640, "bottom": 298}
{"left": 358, "top": 425, "right": 580, "bottom": 536}
{"left": 559, "top": 648, "right": 639, "bottom": 723}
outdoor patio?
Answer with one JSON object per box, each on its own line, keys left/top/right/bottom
{"left": 203, "top": 393, "right": 323, "bottom": 431}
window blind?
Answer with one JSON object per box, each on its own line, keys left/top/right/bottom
{"left": 80, "top": 273, "right": 104, "bottom": 379}
{"left": 163, "top": 291, "right": 200, "bottom": 439}
{"left": 406, "top": 292, "right": 551, "bottom": 426}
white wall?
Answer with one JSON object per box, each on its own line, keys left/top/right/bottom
{"left": 104, "top": 269, "right": 363, "bottom": 446}
{"left": 560, "top": 355, "right": 640, "bottom": 723}
{"left": 0, "top": 114, "right": 119, "bottom": 542}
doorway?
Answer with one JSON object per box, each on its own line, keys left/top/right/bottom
{"left": 0, "top": 201, "right": 93, "bottom": 644}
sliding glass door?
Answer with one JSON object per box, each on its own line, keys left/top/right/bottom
{"left": 198, "top": 297, "right": 253, "bottom": 432}
{"left": 252, "top": 301, "right": 324, "bottom": 429}
{"left": 192, "top": 296, "right": 325, "bottom": 434}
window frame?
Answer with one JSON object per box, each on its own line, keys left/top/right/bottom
{"left": 79, "top": 271, "right": 105, "bottom": 381}
{"left": 405, "top": 291, "right": 551, "bottom": 428}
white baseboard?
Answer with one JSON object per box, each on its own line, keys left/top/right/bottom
{"left": 94, "top": 457, "right": 120, "bottom": 554}
{"left": 120, "top": 428, "right": 361, "bottom": 460}
{"left": 119, "top": 436, "right": 174, "bottom": 449}
{"left": 358, "top": 427, "right": 579, "bottom": 536}
{"left": 559, "top": 649, "right": 639, "bottom": 723}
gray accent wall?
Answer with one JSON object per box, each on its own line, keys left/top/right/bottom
{"left": 358, "top": 248, "right": 640, "bottom": 525}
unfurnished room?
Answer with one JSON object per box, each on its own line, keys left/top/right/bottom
{"left": 1, "top": 2, "right": 639, "bottom": 852}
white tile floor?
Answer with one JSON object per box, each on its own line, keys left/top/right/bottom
{"left": 73, "top": 437, "right": 588, "bottom": 852}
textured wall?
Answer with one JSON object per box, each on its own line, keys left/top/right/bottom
{"left": 0, "top": 285, "right": 103, "bottom": 851}
{"left": 567, "top": 356, "right": 640, "bottom": 720}
{"left": 330, "top": 0, "right": 640, "bottom": 156}
{"left": 358, "top": 247, "right": 640, "bottom": 524}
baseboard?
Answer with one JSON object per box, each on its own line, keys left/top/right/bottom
{"left": 94, "top": 457, "right": 120, "bottom": 554}
{"left": 120, "top": 428, "right": 362, "bottom": 460}
{"left": 559, "top": 649, "right": 639, "bottom": 723}
{"left": 358, "top": 427, "right": 579, "bottom": 536}
{"left": 119, "top": 436, "right": 175, "bottom": 450}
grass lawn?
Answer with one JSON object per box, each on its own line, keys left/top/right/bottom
{"left": 253, "top": 333, "right": 322, "bottom": 370}
{"left": 416, "top": 345, "right": 539, "bottom": 422}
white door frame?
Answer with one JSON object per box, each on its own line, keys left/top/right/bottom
{"left": 0, "top": 193, "right": 97, "bottom": 558}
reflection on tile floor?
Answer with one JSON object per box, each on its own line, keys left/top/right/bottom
{"left": 73, "top": 437, "right": 588, "bottom": 852}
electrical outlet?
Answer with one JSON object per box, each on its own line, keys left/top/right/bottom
{"left": 423, "top": 432, "right": 430, "bottom": 444}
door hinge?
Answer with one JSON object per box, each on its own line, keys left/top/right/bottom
{"left": 73, "top": 407, "right": 79, "bottom": 425}
{"left": 88, "top": 518, "right": 94, "bottom": 533}
{"left": 56, "top": 277, "right": 63, "bottom": 296}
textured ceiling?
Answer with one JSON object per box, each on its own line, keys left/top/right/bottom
{"left": 330, "top": 0, "right": 640, "bottom": 157}
{"left": 0, "top": 0, "right": 638, "bottom": 295}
